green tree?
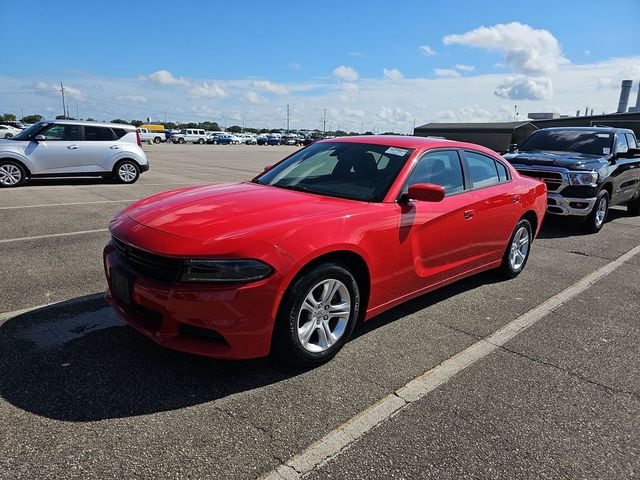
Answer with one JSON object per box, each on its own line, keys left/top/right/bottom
{"left": 227, "top": 125, "right": 242, "bottom": 133}
{"left": 85, "top": 117, "right": 96, "bottom": 121}
{"left": 111, "top": 119, "right": 129, "bottom": 124}
{"left": 1, "top": 113, "right": 17, "bottom": 121}
{"left": 130, "top": 119, "right": 143, "bottom": 127}
{"left": 21, "top": 114, "right": 43, "bottom": 124}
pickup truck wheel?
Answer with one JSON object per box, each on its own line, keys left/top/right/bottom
{"left": 0, "top": 160, "right": 26, "bottom": 187}
{"left": 627, "top": 195, "right": 640, "bottom": 216}
{"left": 498, "top": 219, "right": 532, "bottom": 278}
{"left": 153, "top": 137, "right": 161, "bottom": 144}
{"left": 113, "top": 160, "right": 140, "bottom": 184}
{"left": 583, "top": 191, "right": 609, "bottom": 233}
{"left": 273, "top": 262, "right": 360, "bottom": 367}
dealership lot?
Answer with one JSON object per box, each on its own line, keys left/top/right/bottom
{"left": 1, "top": 144, "right": 639, "bottom": 478}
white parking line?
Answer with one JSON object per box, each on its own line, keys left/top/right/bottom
{"left": 0, "top": 228, "right": 109, "bottom": 244}
{"left": 0, "top": 199, "right": 138, "bottom": 210}
{"left": 261, "top": 243, "right": 640, "bottom": 480}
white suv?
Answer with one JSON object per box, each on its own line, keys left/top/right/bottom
{"left": 0, "top": 120, "right": 149, "bottom": 187}
{"left": 170, "top": 128, "right": 207, "bottom": 144}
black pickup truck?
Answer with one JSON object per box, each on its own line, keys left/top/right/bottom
{"left": 503, "top": 127, "right": 640, "bottom": 232}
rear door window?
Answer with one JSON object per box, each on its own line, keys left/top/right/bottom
{"left": 464, "top": 151, "right": 500, "bottom": 189}
{"left": 84, "top": 126, "right": 115, "bottom": 141}
{"left": 616, "top": 134, "right": 629, "bottom": 154}
{"left": 625, "top": 133, "right": 637, "bottom": 149}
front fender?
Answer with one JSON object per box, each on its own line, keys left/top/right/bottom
{"left": 0, "top": 150, "right": 35, "bottom": 174}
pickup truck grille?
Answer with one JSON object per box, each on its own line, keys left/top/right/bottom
{"left": 515, "top": 169, "right": 565, "bottom": 192}
{"left": 111, "top": 236, "right": 183, "bottom": 284}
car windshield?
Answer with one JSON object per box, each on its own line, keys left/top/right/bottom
{"left": 254, "top": 141, "right": 414, "bottom": 202}
{"left": 10, "top": 122, "right": 46, "bottom": 140}
{"left": 519, "top": 130, "right": 614, "bottom": 156}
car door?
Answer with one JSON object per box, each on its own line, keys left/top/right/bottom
{"left": 461, "top": 149, "right": 521, "bottom": 267}
{"left": 394, "top": 149, "right": 474, "bottom": 293}
{"left": 81, "top": 125, "right": 120, "bottom": 172}
{"left": 27, "top": 123, "right": 82, "bottom": 174}
{"left": 610, "top": 133, "right": 640, "bottom": 204}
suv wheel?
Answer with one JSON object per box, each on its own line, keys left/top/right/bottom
{"left": 113, "top": 160, "right": 140, "bottom": 184}
{"left": 273, "top": 262, "right": 360, "bottom": 366}
{"left": 198, "top": 138, "right": 205, "bottom": 145}
{"left": 583, "top": 190, "right": 609, "bottom": 233}
{"left": 0, "top": 160, "right": 26, "bottom": 187}
{"left": 498, "top": 219, "right": 532, "bottom": 278}
{"left": 178, "top": 138, "right": 185, "bottom": 144}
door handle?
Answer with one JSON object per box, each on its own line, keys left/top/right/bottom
{"left": 513, "top": 195, "right": 520, "bottom": 203}
{"left": 67, "top": 145, "right": 79, "bottom": 150}
{"left": 110, "top": 145, "right": 120, "bottom": 150}
{"left": 464, "top": 210, "right": 474, "bottom": 219}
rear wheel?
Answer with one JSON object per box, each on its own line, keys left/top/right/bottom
{"left": 153, "top": 136, "right": 161, "bottom": 144}
{"left": 498, "top": 219, "right": 532, "bottom": 278}
{"left": 583, "top": 190, "right": 609, "bottom": 233}
{"left": 178, "top": 138, "right": 185, "bottom": 144}
{"left": 198, "top": 138, "right": 205, "bottom": 145}
{"left": 113, "top": 160, "right": 140, "bottom": 184}
{"left": 0, "top": 160, "right": 26, "bottom": 187}
{"left": 273, "top": 262, "right": 360, "bottom": 366}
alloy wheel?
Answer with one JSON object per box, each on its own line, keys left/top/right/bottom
{"left": 0, "top": 164, "right": 22, "bottom": 186}
{"left": 595, "top": 196, "right": 608, "bottom": 228}
{"left": 118, "top": 163, "right": 137, "bottom": 182}
{"left": 509, "top": 226, "right": 530, "bottom": 271}
{"left": 296, "top": 279, "right": 351, "bottom": 353}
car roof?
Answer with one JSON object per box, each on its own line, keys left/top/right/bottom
{"left": 316, "top": 135, "right": 478, "bottom": 150}
{"left": 44, "top": 119, "right": 136, "bottom": 130}
{"left": 538, "top": 126, "right": 633, "bottom": 134}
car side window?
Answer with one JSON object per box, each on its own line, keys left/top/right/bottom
{"left": 404, "top": 150, "right": 465, "bottom": 196}
{"left": 85, "top": 126, "right": 115, "bottom": 141}
{"left": 464, "top": 151, "right": 500, "bottom": 189}
{"left": 625, "top": 133, "right": 637, "bottom": 149}
{"left": 616, "top": 134, "right": 629, "bottom": 154}
{"left": 495, "top": 160, "right": 510, "bottom": 182}
{"left": 41, "top": 124, "right": 79, "bottom": 141}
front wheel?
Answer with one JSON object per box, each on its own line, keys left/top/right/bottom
{"left": 198, "top": 138, "right": 205, "bottom": 145}
{"left": 583, "top": 190, "right": 609, "bottom": 233}
{"left": 178, "top": 138, "right": 185, "bottom": 144}
{"left": 113, "top": 160, "right": 140, "bottom": 184}
{"left": 498, "top": 219, "right": 532, "bottom": 278}
{"left": 273, "top": 263, "right": 360, "bottom": 366}
{"left": 0, "top": 160, "right": 26, "bottom": 187}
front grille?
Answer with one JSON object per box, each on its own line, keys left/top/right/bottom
{"left": 111, "top": 236, "right": 183, "bottom": 284}
{"left": 516, "top": 169, "right": 565, "bottom": 192}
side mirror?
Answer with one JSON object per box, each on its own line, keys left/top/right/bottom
{"left": 407, "top": 183, "right": 445, "bottom": 202}
{"left": 34, "top": 134, "right": 46, "bottom": 142}
{"left": 507, "top": 143, "right": 518, "bottom": 153}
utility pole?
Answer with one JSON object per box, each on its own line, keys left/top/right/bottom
{"left": 60, "top": 82, "right": 66, "bottom": 119}
{"left": 286, "top": 104, "right": 290, "bottom": 133}
{"left": 76, "top": 105, "right": 79, "bottom": 120}
{"left": 322, "top": 109, "right": 327, "bottom": 135}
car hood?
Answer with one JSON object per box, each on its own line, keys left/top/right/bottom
{"left": 125, "top": 181, "right": 357, "bottom": 243}
{"left": 504, "top": 150, "right": 606, "bottom": 170}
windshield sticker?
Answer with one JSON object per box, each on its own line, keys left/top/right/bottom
{"left": 596, "top": 134, "right": 610, "bottom": 138}
{"left": 385, "top": 147, "right": 408, "bottom": 156}
{"left": 603, "top": 147, "right": 611, "bottom": 155}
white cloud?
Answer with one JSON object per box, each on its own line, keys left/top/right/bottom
{"left": 455, "top": 64, "right": 475, "bottom": 72}
{"left": 289, "top": 62, "right": 302, "bottom": 71}
{"left": 189, "top": 82, "right": 227, "bottom": 99}
{"left": 252, "top": 80, "right": 289, "bottom": 95}
{"left": 383, "top": 68, "right": 404, "bottom": 81}
{"left": 443, "top": 22, "right": 568, "bottom": 75}
{"left": 349, "top": 51, "right": 363, "bottom": 57}
{"left": 435, "top": 105, "right": 498, "bottom": 123}
{"left": 494, "top": 76, "right": 553, "bottom": 100}
{"left": 333, "top": 65, "right": 359, "bottom": 82}
{"left": 344, "top": 108, "right": 365, "bottom": 119}
{"left": 243, "top": 91, "right": 268, "bottom": 104}
{"left": 146, "top": 70, "right": 189, "bottom": 86}
{"left": 116, "top": 94, "right": 148, "bottom": 104}
{"left": 341, "top": 82, "right": 359, "bottom": 92}
{"left": 419, "top": 45, "right": 437, "bottom": 56}
{"left": 192, "top": 105, "right": 222, "bottom": 118}
{"left": 377, "top": 107, "right": 412, "bottom": 123}
{"left": 434, "top": 68, "right": 461, "bottom": 78}
{"left": 35, "top": 81, "right": 86, "bottom": 101}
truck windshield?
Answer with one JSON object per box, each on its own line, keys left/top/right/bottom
{"left": 519, "top": 130, "right": 614, "bottom": 156}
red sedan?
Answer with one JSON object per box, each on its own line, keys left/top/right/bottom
{"left": 104, "top": 136, "right": 546, "bottom": 365}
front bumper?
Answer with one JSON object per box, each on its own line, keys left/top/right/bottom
{"left": 546, "top": 193, "right": 597, "bottom": 216}
{"left": 103, "top": 243, "right": 280, "bottom": 359}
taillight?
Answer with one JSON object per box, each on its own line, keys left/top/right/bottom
{"left": 136, "top": 130, "right": 142, "bottom": 146}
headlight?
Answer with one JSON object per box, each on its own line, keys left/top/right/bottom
{"left": 181, "top": 259, "right": 272, "bottom": 283}
{"left": 568, "top": 171, "right": 598, "bottom": 186}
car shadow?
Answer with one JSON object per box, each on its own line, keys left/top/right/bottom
{"left": 0, "top": 271, "right": 509, "bottom": 423}
{"left": 23, "top": 177, "right": 114, "bottom": 187}
{"left": 535, "top": 207, "right": 628, "bottom": 239}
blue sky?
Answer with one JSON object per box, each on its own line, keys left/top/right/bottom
{"left": 1, "top": 0, "right": 639, "bottom": 130}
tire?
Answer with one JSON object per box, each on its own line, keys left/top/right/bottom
{"left": 198, "top": 138, "right": 205, "bottom": 145}
{"left": 178, "top": 138, "right": 185, "bottom": 144}
{"left": 273, "top": 262, "right": 360, "bottom": 366}
{"left": 153, "top": 137, "right": 161, "bottom": 144}
{"left": 0, "top": 160, "right": 27, "bottom": 187}
{"left": 627, "top": 194, "right": 640, "bottom": 216}
{"left": 583, "top": 190, "right": 609, "bottom": 233}
{"left": 5, "top": 133, "right": 12, "bottom": 139}
{"left": 113, "top": 160, "right": 140, "bottom": 184}
{"left": 498, "top": 219, "right": 532, "bottom": 278}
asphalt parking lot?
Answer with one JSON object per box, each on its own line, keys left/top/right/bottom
{"left": 1, "top": 144, "right": 639, "bottom": 479}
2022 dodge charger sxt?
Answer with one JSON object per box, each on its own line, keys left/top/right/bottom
{"left": 104, "top": 136, "right": 547, "bottom": 365}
